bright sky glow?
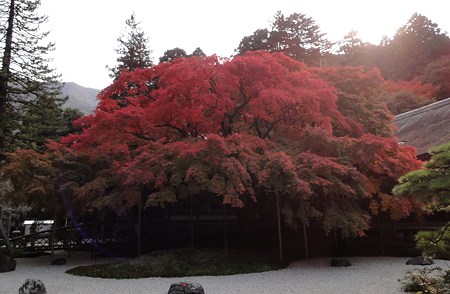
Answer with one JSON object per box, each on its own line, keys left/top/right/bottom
{"left": 40, "top": 0, "right": 450, "bottom": 90}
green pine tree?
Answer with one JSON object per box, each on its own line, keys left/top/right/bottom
{"left": 0, "top": 0, "right": 66, "bottom": 158}
{"left": 16, "top": 94, "right": 83, "bottom": 153}
{"left": 235, "top": 11, "right": 330, "bottom": 66}
{"left": 159, "top": 47, "right": 187, "bottom": 63}
{"left": 107, "top": 13, "right": 153, "bottom": 80}
{"left": 393, "top": 142, "right": 450, "bottom": 211}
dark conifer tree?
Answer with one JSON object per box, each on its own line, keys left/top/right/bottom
{"left": 107, "top": 13, "right": 153, "bottom": 80}
{"left": 0, "top": 0, "right": 65, "bottom": 157}
{"left": 190, "top": 47, "right": 206, "bottom": 57}
{"left": 16, "top": 95, "right": 83, "bottom": 153}
{"left": 235, "top": 11, "right": 330, "bottom": 66}
{"left": 159, "top": 47, "right": 187, "bottom": 63}
{"left": 374, "top": 13, "right": 450, "bottom": 81}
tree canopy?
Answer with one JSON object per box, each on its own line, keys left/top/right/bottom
{"left": 60, "top": 52, "right": 421, "bottom": 237}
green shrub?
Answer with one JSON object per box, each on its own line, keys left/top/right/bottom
{"left": 416, "top": 226, "right": 450, "bottom": 259}
{"left": 400, "top": 267, "right": 450, "bottom": 294}
{"left": 66, "top": 248, "right": 282, "bottom": 279}
{"left": 443, "top": 270, "right": 450, "bottom": 284}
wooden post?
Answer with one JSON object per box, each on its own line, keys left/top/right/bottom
{"left": 190, "top": 195, "right": 194, "bottom": 249}
{"left": 377, "top": 216, "right": 385, "bottom": 255}
{"left": 276, "top": 193, "right": 283, "bottom": 262}
{"left": 137, "top": 199, "right": 142, "bottom": 256}
{"left": 0, "top": 206, "right": 12, "bottom": 255}
{"left": 223, "top": 205, "right": 228, "bottom": 256}
{"left": 51, "top": 207, "right": 57, "bottom": 255}
{"left": 303, "top": 222, "right": 309, "bottom": 259}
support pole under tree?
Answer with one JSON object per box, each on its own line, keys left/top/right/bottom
{"left": 303, "top": 222, "right": 309, "bottom": 259}
{"left": 375, "top": 216, "right": 384, "bottom": 255}
{"left": 137, "top": 199, "right": 142, "bottom": 256}
{"left": 0, "top": 206, "right": 12, "bottom": 255}
{"left": 276, "top": 193, "right": 283, "bottom": 262}
{"left": 223, "top": 205, "right": 228, "bottom": 256}
{"left": 190, "top": 195, "right": 194, "bottom": 249}
{"left": 51, "top": 207, "right": 57, "bottom": 255}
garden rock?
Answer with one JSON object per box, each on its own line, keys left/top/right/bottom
{"left": 168, "top": 282, "right": 205, "bottom": 294}
{"left": 330, "top": 258, "right": 352, "bottom": 267}
{"left": 51, "top": 257, "right": 66, "bottom": 265}
{"left": 406, "top": 256, "right": 434, "bottom": 265}
{"left": 0, "top": 254, "right": 16, "bottom": 272}
{"left": 18, "top": 279, "right": 47, "bottom": 294}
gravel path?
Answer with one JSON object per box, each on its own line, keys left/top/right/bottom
{"left": 1, "top": 251, "right": 448, "bottom": 294}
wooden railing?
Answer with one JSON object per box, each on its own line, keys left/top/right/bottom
{"left": 0, "top": 223, "right": 97, "bottom": 251}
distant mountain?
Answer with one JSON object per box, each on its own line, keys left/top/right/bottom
{"left": 61, "top": 82, "right": 100, "bottom": 114}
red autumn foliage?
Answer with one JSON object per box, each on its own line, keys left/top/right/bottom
{"left": 420, "top": 54, "right": 450, "bottom": 100}
{"left": 381, "top": 79, "right": 439, "bottom": 114}
{"left": 59, "top": 52, "right": 422, "bottom": 237}
{"left": 313, "top": 66, "right": 394, "bottom": 137}
{"left": 385, "top": 80, "right": 438, "bottom": 98}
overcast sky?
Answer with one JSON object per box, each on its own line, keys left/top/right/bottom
{"left": 40, "top": 0, "right": 450, "bottom": 90}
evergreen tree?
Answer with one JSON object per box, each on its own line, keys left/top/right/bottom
{"left": 393, "top": 142, "right": 450, "bottom": 211}
{"left": 190, "top": 47, "right": 206, "bottom": 57}
{"left": 374, "top": 13, "right": 450, "bottom": 80}
{"left": 235, "top": 29, "right": 271, "bottom": 55}
{"left": 159, "top": 47, "right": 187, "bottom": 63}
{"left": 16, "top": 94, "right": 83, "bottom": 153}
{"left": 0, "top": 0, "right": 65, "bottom": 158}
{"left": 335, "top": 31, "right": 375, "bottom": 67}
{"left": 235, "top": 11, "right": 330, "bottom": 66}
{"left": 107, "top": 13, "right": 153, "bottom": 80}
{"left": 61, "top": 107, "right": 84, "bottom": 136}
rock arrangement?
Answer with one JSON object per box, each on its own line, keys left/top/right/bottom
{"left": 0, "top": 254, "right": 16, "bottom": 272}
{"left": 406, "top": 256, "right": 434, "bottom": 265}
{"left": 168, "top": 282, "right": 205, "bottom": 294}
{"left": 18, "top": 279, "right": 47, "bottom": 294}
{"left": 330, "top": 258, "right": 352, "bottom": 267}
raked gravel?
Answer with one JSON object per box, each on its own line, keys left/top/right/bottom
{"left": 1, "top": 251, "right": 449, "bottom": 294}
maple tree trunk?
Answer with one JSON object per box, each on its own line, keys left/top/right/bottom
{"left": 223, "top": 205, "right": 228, "bottom": 256}
{"left": 303, "top": 222, "right": 309, "bottom": 259}
{"left": 276, "top": 193, "right": 283, "bottom": 262}
{"left": 190, "top": 195, "right": 194, "bottom": 249}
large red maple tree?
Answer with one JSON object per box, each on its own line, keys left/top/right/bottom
{"left": 61, "top": 52, "right": 421, "bottom": 253}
